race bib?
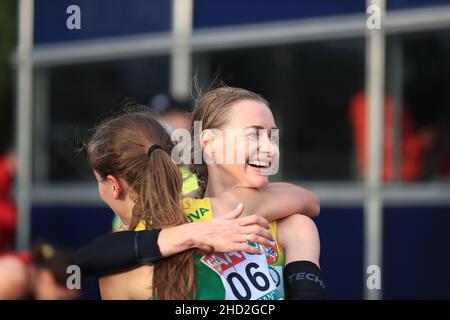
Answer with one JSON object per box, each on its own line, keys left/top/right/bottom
{"left": 200, "top": 244, "right": 283, "bottom": 300}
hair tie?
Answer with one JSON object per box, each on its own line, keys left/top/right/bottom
{"left": 147, "top": 144, "right": 162, "bottom": 156}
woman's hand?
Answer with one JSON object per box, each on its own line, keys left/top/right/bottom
{"left": 192, "top": 203, "right": 275, "bottom": 255}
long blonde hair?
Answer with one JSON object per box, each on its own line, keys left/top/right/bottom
{"left": 87, "top": 110, "right": 195, "bottom": 300}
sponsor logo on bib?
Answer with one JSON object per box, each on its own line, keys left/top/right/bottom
{"left": 186, "top": 207, "right": 210, "bottom": 222}
{"left": 201, "top": 252, "right": 246, "bottom": 275}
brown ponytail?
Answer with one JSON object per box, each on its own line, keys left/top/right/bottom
{"left": 87, "top": 110, "right": 195, "bottom": 300}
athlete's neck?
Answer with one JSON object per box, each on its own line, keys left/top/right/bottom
{"left": 204, "top": 165, "right": 240, "bottom": 197}
{"left": 113, "top": 197, "right": 136, "bottom": 228}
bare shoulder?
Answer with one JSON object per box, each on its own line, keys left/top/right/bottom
{"left": 99, "top": 265, "right": 153, "bottom": 300}
{"left": 0, "top": 257, "right": 28, "bottom": 299}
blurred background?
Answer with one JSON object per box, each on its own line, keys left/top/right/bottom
{"left": 1, "top": 0, "right": 450, "bottom": 299}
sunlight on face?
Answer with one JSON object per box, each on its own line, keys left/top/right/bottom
{"left": 211, "top": 99, "right": 279, "bottom": 189}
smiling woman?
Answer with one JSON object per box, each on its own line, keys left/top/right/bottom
{"left": 190, "top": 87, "right": 277, "bottom": 195}
{"left": 193, "top": 97, "right": 280, "bottom": 193}
{"left": 186, "top": 86, "right": 324, "bottom": 300}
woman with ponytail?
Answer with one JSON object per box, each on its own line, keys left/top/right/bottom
{"left": 86, "top": 112, "right": 197, "bottom": 299}
{"left": 85, "top": 111, "right": 275, "bottom": 299}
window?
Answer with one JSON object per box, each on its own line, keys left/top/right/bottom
{"left": 34, "top": 55, "right": 170, "bottom": 182}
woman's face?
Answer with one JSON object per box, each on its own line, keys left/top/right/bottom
{"left": 208, "top": 99, "right": 279, "bottom": 189}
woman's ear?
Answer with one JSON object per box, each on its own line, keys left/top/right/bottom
{"left": 200, "top": 129, "right": 217, "bottom": 164}
{"left": 106, "top": 175, "right": 122, "bottom": 199}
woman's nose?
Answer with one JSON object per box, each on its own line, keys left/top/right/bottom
{"left": 258, "top": 131, "right": 272, "bottom": 155}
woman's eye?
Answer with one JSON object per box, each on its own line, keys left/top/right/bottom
{"left": 246, "top": 131, "right": 258, "bottom": 139}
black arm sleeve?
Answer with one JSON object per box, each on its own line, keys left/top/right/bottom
{"left": 284, "top": 260, "right": 326, "bottom": 300}
{"left": 74, "top": 229, "right": 162, "bottom": 277}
